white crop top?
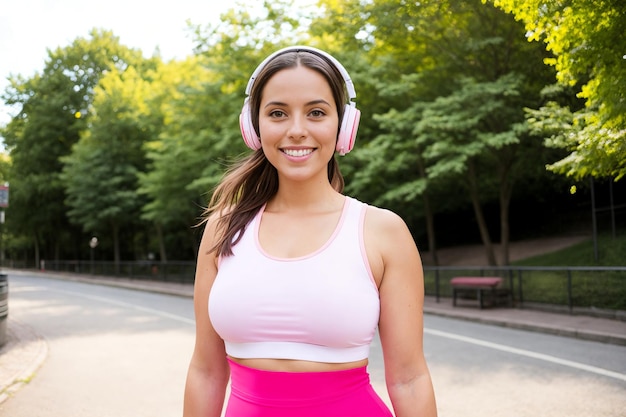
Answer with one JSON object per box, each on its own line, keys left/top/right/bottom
{"left": 208, "top": 196, "right": 380, "bottom": 363}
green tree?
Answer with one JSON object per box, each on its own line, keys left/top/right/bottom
{"left": 61, "top": 64, "right": 156, "bottom": 268}
{"left": 143, "top": 1, "right": 317, "bottom": 259}
{"left": 138, "top": 57, "right": 227, "bottom": 261}
{"left": 319, "top": 0, "right": 556, "bottom": 265}
{"left": 488, "top": 0, "right": 626, "bottom": 180}
{"left": 1, "top": 29, "right": 145, "bottom": 265}
{"left": 415, "top": 75, "right": 527, "bottom": 265}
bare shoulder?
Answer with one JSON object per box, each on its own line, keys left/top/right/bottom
{"left": 363, "top": 205, "right": 419, "bottom": 284}
{"left": 364, "top": 205, "right": 412, "bottom": 238}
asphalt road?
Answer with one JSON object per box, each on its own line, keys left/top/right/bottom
{"left": 2, "top": 273, "right": 625, "bottom": 417}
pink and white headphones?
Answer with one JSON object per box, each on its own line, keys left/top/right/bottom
{"left": 239, "top": 46, "right": 361, "bottom": 156}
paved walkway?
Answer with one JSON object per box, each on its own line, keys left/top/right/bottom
{"left": 2, "top": 269, "right": 625, "bottom": 404}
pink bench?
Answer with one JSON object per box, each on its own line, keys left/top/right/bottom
{"left": 450, "top": 277, "right": 511, "bottom": 309}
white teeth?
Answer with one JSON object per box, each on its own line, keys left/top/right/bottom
{"left": 283, "top": 149, "right": 313, "bottom": 157}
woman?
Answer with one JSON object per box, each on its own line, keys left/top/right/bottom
{"left": 183, "top": 46, "right": 437, "bottom": 417}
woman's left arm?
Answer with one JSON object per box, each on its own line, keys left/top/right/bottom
{"left": 365, "top": 207, "right": 438, "bottom": 417}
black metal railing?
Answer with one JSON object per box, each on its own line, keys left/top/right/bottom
{"left": 424, "top": 266, "right": 626, "bottom": 317}
{"left": 39, "top": 260, "right": 197, "bottom": 284}
{"left": 9, "top": 260, "right": 626, "bottom": 317}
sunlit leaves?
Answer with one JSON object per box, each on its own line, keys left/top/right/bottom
{"left": 0, "top": 29, "right": 147, "bottom": 263}
{"left": 487, "top": 0, "right": 626, "bottom": 180}
{"left": 60, "top": 64, "right": 155, "bottom": 262}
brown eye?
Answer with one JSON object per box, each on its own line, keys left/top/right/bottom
{"left": 269, "top": 110, "right": 286, "bottom": 118}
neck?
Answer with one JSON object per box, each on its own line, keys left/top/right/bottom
{"left": 269, "top": 180, "right": 343, "bottom": 213}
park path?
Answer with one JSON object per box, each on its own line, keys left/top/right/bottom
{"left": 421, "top": 235, "right": 590, "bottom": 266}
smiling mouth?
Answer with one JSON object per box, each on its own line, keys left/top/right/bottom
{"left": 282, "top": 149, "right": 314, "bottom": 157}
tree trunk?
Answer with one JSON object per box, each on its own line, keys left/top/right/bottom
{"left": 190, "top": 227, "right": 201, "bottom": 260}
{"left": 499, "top": 173, "right": 514, "bottom": 266}
{"left": 418, "top": 157, "right": 438, "bottom": 265}
{"left": 156, "top": 223, "right": 168, "bottom": 263}
{"left": 34, "top": 233, "right": 40, "bottom": 270}
{"left": 467, "top": 162, "right": 497, "bottom": 266}
{"left": 423, "top": 192, "right": 439, "bottom": 265}
{"left": 112, "top": 222, "right": 120, "bottom": 275}
{"left": 54, "top": 240, "right": 60, "bottom": 261}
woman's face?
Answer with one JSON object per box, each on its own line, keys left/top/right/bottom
{"left": 258, "top": 65, "right": 339, "bottom": 185}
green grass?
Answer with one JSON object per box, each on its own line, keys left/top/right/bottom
{"left": 425, "top": 232, "right": 626, "bottom": 311}
{"left": 512, "top": 232, "right": 626, "bottom": 267}
{"left": 512, "top": 232, "right": 626, "bottom": 311}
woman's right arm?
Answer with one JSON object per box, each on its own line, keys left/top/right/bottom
{"left": 183, "top": 217, "right": 230, "bottom": 417}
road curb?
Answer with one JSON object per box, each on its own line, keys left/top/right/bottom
{"left": 423, "top": 306, "right": 626, "bottom": 347}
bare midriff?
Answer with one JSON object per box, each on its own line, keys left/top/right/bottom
{"left": 228, "top": 356, "right": 369, "bottom": 372}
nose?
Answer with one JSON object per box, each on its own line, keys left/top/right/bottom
{"left": 287, "top": 113, "right": 307, "bottom": 140}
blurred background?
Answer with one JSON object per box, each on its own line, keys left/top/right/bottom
{"left": 0, "top": 0, "right": 623, "bottom": 286}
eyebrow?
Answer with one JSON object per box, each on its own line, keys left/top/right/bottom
{"left": 263, "top": 99, "right": 332, "bottom": 108}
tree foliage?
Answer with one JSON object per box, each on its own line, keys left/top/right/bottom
{"left": 1, "top": 29, "right": 145, "bottom": 264}
{"left": 140, "top": 0, "right": 317, "bottom": 259}
{"left": 0, "top": 1, "right": 619, "bottom": 266}
{"left": 487, "top": 0, "right": 626, "bottom": 180}
{"left": 61, "top": 64, "right": 158, "bottom": 264}
{"left": 318, "top": 0, "right": 556, "bottom": 265}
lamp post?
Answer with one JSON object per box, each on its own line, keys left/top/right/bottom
{"left": 89, "top": 237, "right": 99, "bottom": 275}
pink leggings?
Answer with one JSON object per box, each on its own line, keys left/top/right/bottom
{"left": 225, "top": 358, "right": 393, "bottom": 417}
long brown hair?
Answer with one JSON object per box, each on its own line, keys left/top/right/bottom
{"left": 203, "top": 49, "right": 349, "bottom": 257}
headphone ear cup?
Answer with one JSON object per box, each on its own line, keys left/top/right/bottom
{"left": 336, "top": 104, "right": 361, "bottom": 156}
{"left": 240, "top": 100, "right": 262, "bottom": 150}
